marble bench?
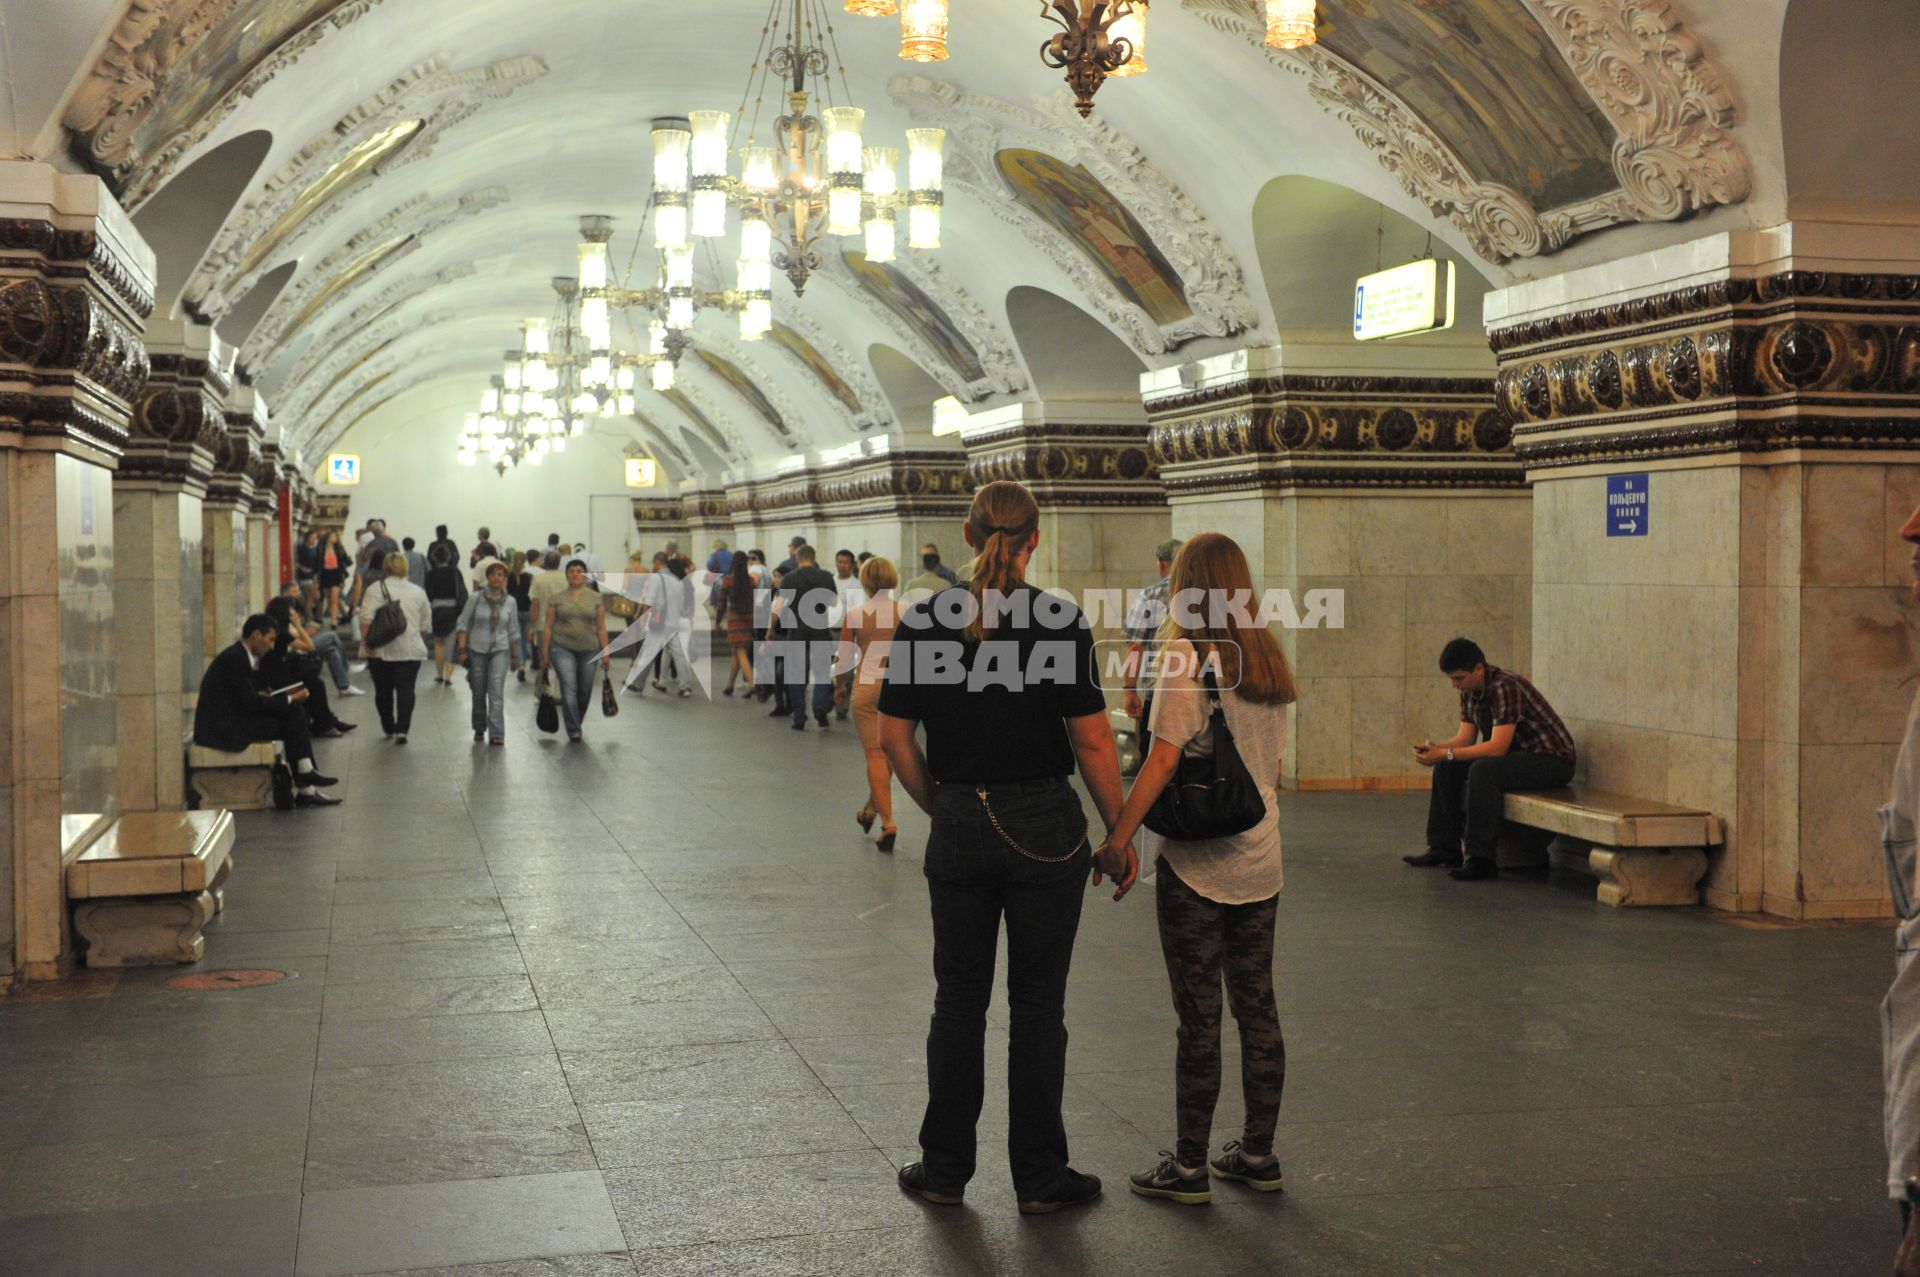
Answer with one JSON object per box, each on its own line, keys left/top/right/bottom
{"left": 187, "top": 741, "right": 277, "bottom": 811}
{"left": 68, "top": 810, "right": 235, "bottom": 966}
{"left": 1502, "top": 787, "right": 1721, "bottom": 907}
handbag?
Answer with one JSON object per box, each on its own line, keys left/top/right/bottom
{"left": 535, "top": 668, "right": 560, "bottom": 734}
{"left": 601, "top": 669, "right": 620, "bottom": 717}
{"left": 364, "top": 582, "right": 409, "bottom": 649}
{"left": 270, "top": 759, "right": 295, "bottom": 811}
{"left": 1141, "top": 667, "right": 1267, "bottom": 841}
{"left": 604, "top": 592, "right": 640, "bottom": 620}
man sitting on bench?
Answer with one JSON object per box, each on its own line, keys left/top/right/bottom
{"left": 194, "top": 613, "right": 341, "bottom": 808}
{"left": 1405, "top": 637, "right": 1575, "bottom": 881}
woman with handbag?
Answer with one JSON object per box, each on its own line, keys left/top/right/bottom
{"left": 1095, "top": 531, "right": 1295, "bottom": 1207}
{"left": 541, "top": 558, "right": 609, "bottom": 743}
{"left": 361, "top": 551, "right": 433, "bottom": 744}
{"left": 454, "top": 558, "right": 525, "bottom": 745}
{"left": 879, "top": 480, "right": 1132, "bottom": 1216}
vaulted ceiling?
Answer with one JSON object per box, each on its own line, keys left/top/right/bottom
{"left": 5, "top": 0, "right": 1897, "bottom": 483}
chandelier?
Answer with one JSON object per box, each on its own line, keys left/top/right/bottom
{"left": 457, "top": 280, "right": 629, "bottom": 474}
{"left": 641, "top": 0, "right": 944, "bottom": 308}
{"left": 574, "top": 214, "right": 703, "bottom": 405}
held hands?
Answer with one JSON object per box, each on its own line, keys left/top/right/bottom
{"left": 1122, "top": 689, "right": 1142, "bottom": 721}
{"left": 1090, "top": 836, "right": 1139, "bottom": 902}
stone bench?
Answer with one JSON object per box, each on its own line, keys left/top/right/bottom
{"left": 68, "top": 810, "right": 235, "bottom": 966}
{"left": 1502, "top": 787, "right": 1721, "bottom": 907}
{"left": 187, "top": 741, "right": 276, "bottom": 811}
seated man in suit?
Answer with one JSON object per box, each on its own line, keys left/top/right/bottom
{"left": 194, "top": 613, "right": 341, "bottom": 808}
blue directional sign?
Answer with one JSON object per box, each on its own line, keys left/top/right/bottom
{"left": 1607, "top": 474, "right": 1649, "bottom": 537}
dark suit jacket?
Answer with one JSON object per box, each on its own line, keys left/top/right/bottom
{"left": 192, "top": 641, "right": 279, "bottom": 752}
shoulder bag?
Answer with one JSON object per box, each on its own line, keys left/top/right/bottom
{"left": 1141, "top": 667, "right": 1267, "bottom": 841}
{"left": 364, "top": 581, "right": 409, "bottom": 650}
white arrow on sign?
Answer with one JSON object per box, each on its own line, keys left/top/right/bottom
{"left": 1620, "top": 520, "right": 1639, "bottom": 533}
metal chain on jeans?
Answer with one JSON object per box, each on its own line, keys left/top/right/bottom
{"left": 974, "top": 788, "right": 1089, "bottom": 863}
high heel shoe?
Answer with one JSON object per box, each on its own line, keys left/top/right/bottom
{"left": 876, "top": 827, "right": 897, "bottom": 853}
{"left": 857, "top": 802, "right": 876, "bottom": 833}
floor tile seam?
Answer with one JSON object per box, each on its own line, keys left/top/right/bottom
{"left": 1263, "top": 1160, "right": 1889, "bottom": 1201}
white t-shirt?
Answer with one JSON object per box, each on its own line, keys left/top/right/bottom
{"left": 832, "top": 573, "right": 863, "bottom": 628}
{"left": 1144, "top": 637, "right": 1288, "bottom": 905}
{"left": 1886, "top": 688, "right": 1920, "bottom": 902}
{"left": 361, "top": 578, "right": 433, "bottom": 663}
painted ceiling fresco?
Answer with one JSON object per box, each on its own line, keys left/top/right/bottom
{"left": 769, "top": 323, "right": 861, "bottom": 414}
{"left": 842, "top": 252, "right": 987, "bottom": 385}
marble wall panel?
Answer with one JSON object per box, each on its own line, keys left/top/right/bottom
{"left": 1796, "top": 742, "right": 1902, "bottom": 916}
{"left": 1288, "top": 676, "right": 1352, "bottom": 790}
{"left": 1803, "top": 466, "right": 1891, "bottom": 589}
{"left": 57, "top": 455, "right": 116, "bottom": 829}
{"left": 179, "top": 493, "right": 204, "bottom": 698}
{"left": 1538, "top": 470, "right": 1741, "bottom": 590}
{"left": 1885, "top": 467, "right": 1920, "bottom": 589}
{"left": 1798, "top": 585, "right": 1918, "bottom": 747}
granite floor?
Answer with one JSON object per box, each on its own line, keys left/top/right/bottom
{"left": 0, "top": 661, "right": 1895, "bottom": 1275}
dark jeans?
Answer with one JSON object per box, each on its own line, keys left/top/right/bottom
{"left": 369, "top": 659, "right": 420, "bottom": 735}
{"left": 1155, "top": 859, "right": 1284, "bottom": 1167}
{"left": 782, "top": 639, "right": 835, "bottom": 725}
{"left": 920, "top": 778, "right": 1090, "bottom": 1197}
{"left": 1426, "top": 750, "right": 1576, "bottom": 860}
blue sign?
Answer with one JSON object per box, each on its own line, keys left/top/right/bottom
{"left": 1607, "top": 474, "right": 1649, "bottom": 537}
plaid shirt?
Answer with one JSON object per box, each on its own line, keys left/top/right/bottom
{"left": 1123, "top": 576, "right": 1170, "bottom": 649}
{"left": 1460, "top": 666, "right": 1576, "bottom": 764}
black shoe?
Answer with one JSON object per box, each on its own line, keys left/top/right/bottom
{"left": 1018, "top": 1168, "right": 1102, "bottom": 1215}
{"left": 791, "top": 721, "right": 805, "bottom": 731}
{"left": 768, "top": 706, "right": 786, "bottom": 718}
{"left": 300, "top": 771, "right": 339, "bottom": 787}
{"left": 1403, "top": 847, "right": 1463, "bottom": 868}
{"left": 474, "top": 730, "right": 486, "bottom": 742}
{"left": 897, "top": 1163, "right": 963, "bottom": 1206}
{"left": 1128, "top": 1153, "right": 1211, "bottom": 1205}
{"left": 294, "top": 790, "right": 341, "bottom": 807}
{"left": 313, "top": 726, "right": 345, "bottom": 739}
{"left": 723, "top": 687, "right": 735, "bottom": 697}
{"left": 816, "top": 712, "right": 830, "bottom": 727}
{"left": 1450, "top": 856, "right": 1498, "bottom": 881}
{"left": 1208, "top": 1141, "right": 1284, "bottom": 1192}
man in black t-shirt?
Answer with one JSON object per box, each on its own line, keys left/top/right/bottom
{"left": 770, "top": 544, "right": 841, "bottom": 729}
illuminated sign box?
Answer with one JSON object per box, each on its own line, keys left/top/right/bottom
{"left": 1353, "top": 259, "right": 1455, "bottom": 342}
{"left": 326, "top": 453, "right": 360, "bottom": 485}
{"left": 930, "top": 395, "right": 968, "bottom": 437}
{"left": 624, "top": 457, "right": 659, "bottom": 489}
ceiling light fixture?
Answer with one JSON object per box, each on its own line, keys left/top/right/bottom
{"left": 898, "top": 0, "right": 950, "bottom": 61}
{"left": 1038, "top": 1, "right": 1147, "bottom": 117}
{"left": 1264, "top": 0, "right": 1317, "bottom": 49}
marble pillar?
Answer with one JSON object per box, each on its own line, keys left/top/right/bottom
{"left": 116, "top": 320, "right": 224, "bottom": 813}
{"left": 1144, "top": 344, "right": 1527, "bottom": 790}
{"left": 958, "top": 402, "right": 1167, "bottom": 701}
{"left": 202, "top": 398, "right": 262, "bottom": 655}
{"left": 0, "top": 161, "right": 153, "bottom": 982}
{"left": 1488, "top": 222, "right": 1920, "bottom": 918}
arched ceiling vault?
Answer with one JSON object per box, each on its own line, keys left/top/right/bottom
{"left": 18, "top": 0, "right": 1848, "bottom": 478}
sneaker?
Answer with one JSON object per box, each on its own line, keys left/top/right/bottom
{"left": 1017, "top": 1168, "right": 1102, "bottom": 1215}
{"left": 338, "top": 684, "right": 368, "bottom": 697}
{"left": 897, "top": 1163, "right": 963, "bottom": 1206}
{"left": 348, "top": 662, "right": 369, "bottom": 674}
{"left": 1128, "top": 1153, "right": 1211, "bottom": 1205}
{"left": 1208, "top": 1141, "right": 1284, "bottom": 1192}
{"left": 474, "top": 730, "right": 486, "bottom": 742}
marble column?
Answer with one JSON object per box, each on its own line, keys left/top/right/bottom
{"left": 957, "top": 401, "right": 1168, "bottom": 701}
{"left": 680, "top": 489, "right": 731, "bottom": 567}
{"left": 0, "top": 161, "right": 153, "bottom": 982}
{"left": 632, "top": 498, "right": 691, "bottom": 560}
{"left": 202, "top": 398, "right": 262, "bottom": 656}
{"left": 116, "top": 320, "right": 224, "bottom": 814}
{"left": 1144, "top": 344, "right": 1527, "bottom": 791}
{"left": 1488, "top": 222, "right": 1920, "bottom": 918}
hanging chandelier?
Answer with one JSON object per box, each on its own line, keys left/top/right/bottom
{"left": 1263, "top": 0, "right": 1318, "bottom": 49}
{"left": 640, "top": 0, "right": 943, "bottom": 309}
{"left": 574, "top": 213, "right": 706, "bottom": 404}
{"left": 457, "top": 280, "right": 626, "bottom": 475}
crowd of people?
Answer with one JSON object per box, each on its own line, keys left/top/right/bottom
{"left": 195, "top": 485, "right": 1920, "bottom": 1271}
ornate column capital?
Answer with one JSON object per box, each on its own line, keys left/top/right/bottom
{"left": 125, "top": 322, "right": 231, "bottom": 491}
{"left": 726, "top": 450, "right": 972, "bottom": 526}
{"left": 956, "top": 404, "right": 1163, "bottom": 509}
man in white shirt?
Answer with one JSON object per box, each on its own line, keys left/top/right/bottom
{"left": 1889, "top": 502, "right": 1920, "bottom": 1277}
{"left": 830, "top": 549, "right": 863, "bottom": 719}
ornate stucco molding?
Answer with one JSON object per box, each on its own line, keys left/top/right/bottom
{"left": 1490, "top": 271, "right": 1920, "bottom": 468}
{"left": 816, "top": 254, "right": 1027, "bottom": 402}
{"left": 723, "top": 450, "right": 973, "bottom": 523}
{"left": 68, "top": 1, "right": 391, "bottom": 209}
{"left": 249, "top": 262, "right": 476, "bottom": 400}
{"left": 959, "top": 419, "right": 1162, "bottom": 508}
{"left": 275, "top": 308, "right": 453, "bottom": 424}
{"left": 127, "top": 349, "right": 231, "bottom": 488}
{"left": 688, "top": 328, "right": 813, "bottom": 452}
{"left": 197, "top": 183, "right": 508, "bottom": 326}
{"left": 1179, "top": 0, "right": 1749, "bottom": 263}
{"left": 653, "top": 380, "right": 750, "bottom": 464}
{"left": 1143, "top": 369, "right": 1519, "bottom": 495}
{"left": 888, "top": 75, "right": 1257, "bottom": 354}
{"left": 772, "top": 305, "right": 893, "bottom": 431}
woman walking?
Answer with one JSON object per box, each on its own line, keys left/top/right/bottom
{"left": 715, "top": 552, "right": 757, "bottom": 696}
{"left": 541, "top": 557, "right": 609, "bottom": 743}
{"left": 455, "top": 558, "right": 525, "bottom": 745}
{"left": 507, "top": 551, "right": 534, "bottom": 683}
{"left": 318, "top": 529, "right": 348, "bottom": 627}
{"left": 1096, "top": 532, "right": 1295, "bottom": 1207}
{"left": 424, "top": 541, "right": 467, "bottom": 686}
{"left": 879, "top": 480, "right": 1133, "bottom": 1215}
{"left": 361, "top": 551, "right": 432, "bottom": 744}
{"left": 296, "top": 530, "right": 320, "bottom": 614}
{"left": 835, "top": 555, "right": 901, "bottom": 850}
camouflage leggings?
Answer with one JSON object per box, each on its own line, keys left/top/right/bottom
{"left": 1155, "top": 857, "right": 1285, "bottom": 1167}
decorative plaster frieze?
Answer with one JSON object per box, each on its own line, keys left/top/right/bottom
{"left": 888, "top": 75, "right": 1257, "bottom": 354}
{"left": 275, "top": 308, "right": 452, "bottom": 424}
{"left": 722, "top": 450, "right": 972, "bottom": 522}
{"left": 816, "top": 253, "right": 1027, "bottom": 402}
{"left": 772, "top": 305, "right": 892, "bottom": 430}
{"left": 126, "top": 350, "right": 230, "bottom": 486}
{"left": 654, "top": 380, "right": 749, "bottom": 464}
{"left": 690, "top": 329, "right": 813, "bottom": 451}
{"left": 1179, "top": 0, "right": 1749, "bottom": 263}
{"left": 1490, "top": 271, "right": 1920, "bottom": 467}
{"left": 959, "top": 419, "right": 1162, "bottom": 508}
{"left": 246, "top": 261, "right": 476, "bottom": 389}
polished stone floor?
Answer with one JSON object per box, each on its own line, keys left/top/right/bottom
{"left": 0, "top": 661, "right": 1895, "bottom": 1275}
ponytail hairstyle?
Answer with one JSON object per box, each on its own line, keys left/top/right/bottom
{"left": 962, "top": 480, "right": 1040, "bottom": 643}
{"left": 1159, "top": 532, "right": 1296, "bottom": 706}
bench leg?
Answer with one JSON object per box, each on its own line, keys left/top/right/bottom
{"left": 72, "top": 891, "right": 215, "bottom": 966}
{"left": 1589, "top": 847, "right": 1708, "bottom": 907}
{"left": 209, "top": 854, "right": 233, "bottom": 916}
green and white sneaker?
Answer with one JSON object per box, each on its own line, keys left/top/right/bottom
{"left": 1128, "top": 1153, "right": 1211, "bottom": 1205}
{"left": 1208, "top": 1140, "right": 1284, "bottom": 1191}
